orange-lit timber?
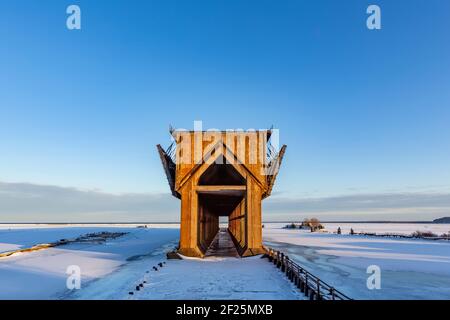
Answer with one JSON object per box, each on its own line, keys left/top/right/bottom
{"left": 157, "top": 129, "right": 286, "bottom": 258}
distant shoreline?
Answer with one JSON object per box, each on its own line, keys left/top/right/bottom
{"left": 0, "top": 221, "right": 447, "bottom": 225}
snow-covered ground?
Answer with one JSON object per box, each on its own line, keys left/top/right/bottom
{"left": 0, "top": 224, "right": 300, "bottom": 300}
{"left": 2, "top": 223, "right": 450, "bottom": 300}
{"left": 263, "top": 223, "right": 450, "bottom": 300}
{"left": 69, "top": 255, "right": 301, "bottom": 300}
{"left": 0, "top": 226, "right": 179, "bottom": 299}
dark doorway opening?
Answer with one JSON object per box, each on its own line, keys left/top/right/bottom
{"left": 197, "top": 160, "right": 246, "bottom": 256}
{"left": 198, "top": 157, "right": 246, "bottom": 186}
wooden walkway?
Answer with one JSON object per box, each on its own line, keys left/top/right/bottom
{"left": 205, "top": 229, "right": 239, "bottom": 258}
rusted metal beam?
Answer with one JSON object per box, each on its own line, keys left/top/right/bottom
{"left": 263, "top": 144, "right": 287, "bottom": 198}
{"left": 156, "top": 144, "right": 180, "bottom": 199}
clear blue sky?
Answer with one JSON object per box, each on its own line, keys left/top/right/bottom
{"left": 1, "top": 1, "right": 450, "bottom": 221}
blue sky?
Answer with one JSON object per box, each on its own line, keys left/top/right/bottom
{"left": 1, "top": 1, "right": 450, "bottom": 221}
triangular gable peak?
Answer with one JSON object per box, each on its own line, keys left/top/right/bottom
{"left": 176, "top": 139, "right": 266, "bottom": 192}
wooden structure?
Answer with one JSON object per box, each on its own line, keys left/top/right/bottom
{"left": 157, "top": 129, "right": 286, "bottom": 258}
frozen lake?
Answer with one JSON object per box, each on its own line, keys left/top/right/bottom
{"left": 263, "top": 223, "right": 450, "bottom": 299}
{"left": 0, "top": 224, "right": 298, "bottom": 300}
{"left": 1, "top": 223, "right": 449, "bottom": 300}
{"left": 0, "top": 225, "right": 179, "bottom": 299}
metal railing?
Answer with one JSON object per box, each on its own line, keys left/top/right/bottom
{"left": 266, "top": 248, "right": 352, "bottom": 300}
{"left": 165, "top": 142, "right": 176, "bottom": 164}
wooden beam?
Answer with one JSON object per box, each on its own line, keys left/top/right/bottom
{"left": 196, "top": 185, "right": 246, "bottom": 194}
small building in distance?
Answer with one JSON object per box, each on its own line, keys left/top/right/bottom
{"left": 157, "top": 127, "right": 286, "bottom": 258}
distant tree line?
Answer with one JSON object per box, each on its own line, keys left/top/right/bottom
{"left": 284, "top": 218, "right": 324, "bottom": 232}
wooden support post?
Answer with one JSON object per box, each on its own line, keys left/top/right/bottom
{"left": 316, "top": 279, "right": 321, "bottom": 300}
{"left": 284, "top": 256, "right": 289, "bottom": 275}
{"left": 304, "top": 274, "right": 309, "bottom": 296}
{"left": 287, "top": 256, "right": 290, "bottom": 268}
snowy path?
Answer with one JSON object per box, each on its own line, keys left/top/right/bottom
{"left": 132, "top": 256, "right": 303, "bottom": 300}
{"left": 71, "top": 254, "right": 303, "bottom": 300}
{"left": 68, "top": 228, "right": 301, "bottom": 300}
